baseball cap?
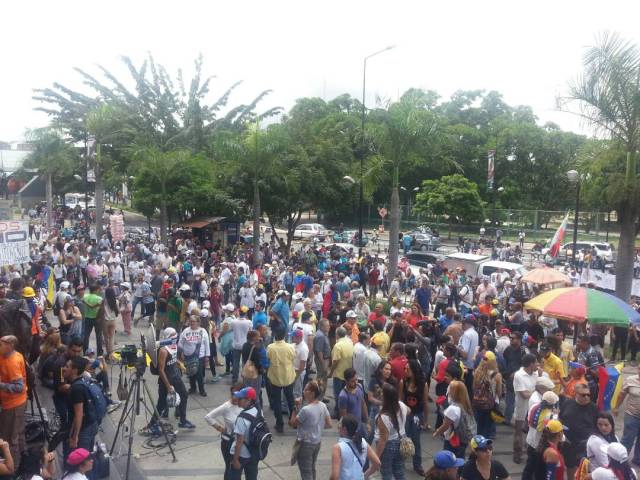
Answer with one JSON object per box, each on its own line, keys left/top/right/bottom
{"left": 545, "top": 419, "right": 565, "bottom": 434}
{"left": 60, "top": 281, "right": 70, "bottom": 289}
{"left": 536, "top": 376, "right": 555, "bottom": 390}
{"left": 289, "top": 329, "right": 303, "bottom": 339}
{"left": 199, "top": 308, "right": 210, "bottom": 318}
{"left": 542, "top": 391, "right": 560, "bottom": 405}
{"left": 292, "top": 292, "right": 303, "bottom": 300}
{"left": 346, "top": 310, "right": 357, "bottom": 318}
{"left": 233, "top": 387, "right": 257, "bottom": 401}
{"left": 240, "top": 305, "right": 249, "bottom": 313}
{"left": 591, "top": 468, "right": 618, "bottom": 480}
{"left": 178, "top": 284, "right": 191, "bottom": 292}
{"left": 67, "top": 448, "right": 92, "bottom": 466}
{"left": 601, "top": 442, "right": 629, "bottom": 463}
{"left": 222, "top": 303, "right": 236, "bottom": 312}
{"left": 120, "top": 282, "right": 131, "bottom": 290}
{"left": 470, "top": 435, "right": 493, "bottom": 450}
{"left": 433, "top": 450, "right": 465, "bottom": 469}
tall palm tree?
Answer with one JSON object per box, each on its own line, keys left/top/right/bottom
{"left": 86, "top": 105, "right": 123, "bottom": 241}
{"left": 23, "top": 128, "right": 75, "bottom": 230}
{"left": 562, "top": 32, "right": 640, "bottom": 301}
{"left": 372, "top": 98, "right": 439, "bottom": 280}
{"left": 131, "top": 147, "right": 189, "bottom": 245}
{"left": 217, "top": 123, "right": 287, "bottom": 264}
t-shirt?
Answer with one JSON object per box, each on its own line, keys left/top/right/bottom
{"left": 294, "top": 341, "right": 309, "bottom": 370}
{"left": 231, "top": 318, "right": 253, "bottom": 350}
{"left": 542, "top": 353, "right": 565, "bottom": 394}
{"left": 69, "top": 378, "right": 92, "bottom": 428}
{"left": 459, "top": 328, "right": 479, "bottom": 368}
{"left": 389, "top": 355, "right": 408, "bottom": 383}
{"left": 513, "top": 368, "right": 539, "bottom": 420}
{"left": 252, "top": 311, "right": 268, "bottom": 329}
{"left": 352, "top": 343, "right": 367, "bottom": 381}
{"left": 230, "top": 406, "right": 259, "bottom": 458}
{"left": 297, "top": 401, "right": 330, "bottom": 444}
{"left": 331, "top": 338, "right": 354, "bottom": 381}
{"left": 622, "top": 375, "right": 640, "bottom": 418}
{"left": 560, "top": 399, "right": 598, "bottom": 444}
{"left": 0, "top": 351, "right": 27, "bottom": 409}
{"left": 338, "top": 385, "right": 365, "bottom": 424}
{"left": 460, "top": 459, "right": 510, "bottom": 480}
{"left": 83, "top": 293, "right": 103, "bottom": 319}
{"left": 60, "top": 473, "right": 88, "bottom": 480}
{"left": 313, "top": 330, "right": 330, "bottom": 359}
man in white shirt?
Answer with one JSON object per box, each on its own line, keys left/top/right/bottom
{"left": 352, "top": 332, "right": 369, "bottom": 383}
{"left": 513, "top": 354, "right": 541, "bottom": 464}
{"left": 231, "top": 308, "right": 253, "bottom": 384}
{"left": 291, "top": 329, "right": 309, "bottom": 398}
{"left": 457, "top": 317, "right": 479, "bottom": 370}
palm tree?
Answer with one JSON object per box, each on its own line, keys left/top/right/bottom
{"left": 217, "top": 123, "right": 287, "bottom": 264}
{"left": 371, "top": 97, "right": 440, "bottom": 280}
{"left": 86, "top": 105, "right": 123, "bottom": 241}
{"left": 131, "top": 147, "right": 189, "bottom": 245}
{"left": 561, "top": 32, "right": 640, "bottom": 301}
{"left": 23, "top": 128, "right": 75, "bottom": 230}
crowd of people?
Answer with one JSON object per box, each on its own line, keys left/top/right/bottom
{"left": 0, "top": 206, "right": 639, "bottom": 480}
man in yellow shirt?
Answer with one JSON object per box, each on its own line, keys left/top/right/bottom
{"left": 540, "top": 343, "right": 565, "bottom": 395}
{"left": 266, "top": 329, "right": 295, "bottom": 433}
{"left": 370, "top": 319, "right": 390, "bottom": 358}
{"left": 329, "top": 326, "right": 353, "bottom": 418}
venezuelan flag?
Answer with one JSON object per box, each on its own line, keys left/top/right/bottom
{"left": 597, "top": 363, "right": 623, "bottom": 411}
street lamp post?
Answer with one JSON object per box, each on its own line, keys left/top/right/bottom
{"left": 567, "top": 169, "right": 581, "bottom": 266}
{"left": 360, "top": 45, "right": 395, "bottom": 258}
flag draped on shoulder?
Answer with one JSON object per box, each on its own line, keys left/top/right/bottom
{"left": 597, "top": 363, "right": 623, "bottom": 411}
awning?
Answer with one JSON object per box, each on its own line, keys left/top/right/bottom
{"left": 179, "top": 217, "right": 227, "bottom": 229}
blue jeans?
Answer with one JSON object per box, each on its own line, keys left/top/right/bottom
{"left": 333, "top": 378, "right": 345, "bottom": 416}
{"left": 131, "top": 295, "right": 143, "bottom": 319}
{"left": 459, "top": 304, "right": 470, "bottom": 317}
{"left": 475, "top": 409, "right": 496, "bottom": 439}
{"left": 224, "top": 456, "right": 258, "bottom": 480}
{"left": 505, "top": 388, "right": 515, "bottom": 423}
{"left": 380, "top": 439, "right": 405, "bottom": 480}
{"left": 621, "top": 413, "right": 640, "bottom": 464}
{"left": 231, "top": 349, "right": 242, "bottom": 383}
{"left": 405, "top": 412, "right": 423, "bottom": 469}
{"left": 64, "top": 421, "right": 99, "bottom": 479}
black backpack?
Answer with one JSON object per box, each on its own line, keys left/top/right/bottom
{"left": 238, "top": 408, "right": 272, "bottom": 460}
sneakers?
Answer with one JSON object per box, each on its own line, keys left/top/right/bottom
{"left": 107, "top": 401, "right": 122, "bottom": 414}
{"left": 210, "top": 376, "right": 221, "bottom": 383}
{"left": 199, "top": 391, "right": 207, "bottom": 397}
{"left": 179, "top": 420, "right": 196, "bottom": 429}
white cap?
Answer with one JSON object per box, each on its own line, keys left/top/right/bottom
{"left": 178, "top": 284, "right": 191, "bottom": 292}
{"left": 541, "top": 391, "right": 559, "bottom": 405}
{"left": 120, "top": 282, "right": 131, "bottom": 290}
{"left": 601, "top": 442, "right": 629, "bottom": 463}
{"left": 223, "top": 303, "right": 236, "bottom": 312}
{"left": 292, "top": 292, "right": 303, "bottom": 300}
{"left": 60, "top": 281, "right": 70, "bottom": 289}
{"left": 536, "top": 376, "right": 555, "bottom": 390}
{"left": 161, "top": 327, "right": 177, "bottom": 340}
{"left": 202, "top": 300, "right": 211, "bottom": 309}
{"left": 346, "top": 310, "right": 357, "bottom": 318}
{"left": 200, "top": 308, "right": 210, "bottom": 318}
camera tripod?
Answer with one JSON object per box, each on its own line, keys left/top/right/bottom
{"left": 109, "top": 362, "right": 177, "bottom": 479}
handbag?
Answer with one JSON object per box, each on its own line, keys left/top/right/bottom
{"left": 185, "top": 337, "right": 202, "bottom": 377}
{"left": 392, "top": 409, "right": 415, "bottom": 460}
{"left": 241, "top": 344, "right": 258, "bottom": 380}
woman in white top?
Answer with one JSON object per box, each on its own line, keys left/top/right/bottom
{"left": 587, "top": 412, "right": 619, "bottom": 470}
{"left": 433, "top": 380, "right": 474, "bottom": 459}
{"left": 205, "top": 383, "right": 243, "bottom": 477}
{"left": 375, "top": 383, "right": 410, "bottom": 480}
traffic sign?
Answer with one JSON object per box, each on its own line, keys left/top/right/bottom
{"left": 378, "top": 207, "right": 387, "bottom": 218}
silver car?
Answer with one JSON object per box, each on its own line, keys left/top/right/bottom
{"left": 411, "top": 233, "right": 441, "bottom": 251}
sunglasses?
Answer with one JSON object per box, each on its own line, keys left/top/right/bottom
{"left": 579, "top": 393, "right": 591, "bottom": 398}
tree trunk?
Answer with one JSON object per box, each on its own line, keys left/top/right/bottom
{"left": 388, "top": 166, "right": 400, "bottom": 281}
{"left": 253, "top": 179, "right": 261, "bottom": 265}
{"left": 159, "top": 197, "right": 168, "bottom": 246}
{"left": 616, "top": 203, "right": 636, "bottom": 301}
{"left": 45, "top": 171, "right": 53, "bottom": 231}
{"left": 94, "top": 143, "right": 104, "bottom": 241}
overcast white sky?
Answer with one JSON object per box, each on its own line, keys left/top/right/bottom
{"left": 2, "top": 0, "right": 640, "bottom": 142}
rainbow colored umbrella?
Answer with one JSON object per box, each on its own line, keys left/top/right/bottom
{"left": 524, "top": 287, "right": 640, "bottom": 326}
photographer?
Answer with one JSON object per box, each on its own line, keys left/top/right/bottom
{"left": 149, "top": 327, "right": 194, "bottom": 431}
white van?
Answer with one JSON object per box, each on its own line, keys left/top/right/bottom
{"left": 443, "top": 252, "right": 527, "bottom": 279}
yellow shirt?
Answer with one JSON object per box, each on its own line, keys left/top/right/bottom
{"left": 371, "top": 331, "right": 390, "bottom": 358}
{"left": 266, "top": 340, "right": 296, "bottom": 387}
{"left": 331, "top": 337, "right": 354, "bottom": 380}
{"left": 543, "top": 352, "right": 565, "bottom": 394}
{"left": 559, "top": 341, "right": 574, "bottom": 377}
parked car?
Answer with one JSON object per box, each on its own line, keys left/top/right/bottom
{"left": 410, "top": 232, "right": 441, "bottom": 251}
{"left": 542, "top": 241, "right": 615, "bottom": 263}
{"left": 333, "top": 230, "right": 369, "bottom": 246}
{"left": 443, "top": 252, "right": 527, "bottom": 279}
{"left": 293, "top": 223, "right": 331, "bottom": 241}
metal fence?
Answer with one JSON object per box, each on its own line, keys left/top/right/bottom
{"left": 358, "top": 206, "right": 619, "bottom": 244}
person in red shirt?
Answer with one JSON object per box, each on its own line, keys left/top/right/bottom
{"left": 388, "top": 343, "right": 408, "bottom": 384}
{"left": 368, "top": 303, "right": 386, "bottom": 327}
{"left": 404, "top": 303, "right": 425, "bottom": 329}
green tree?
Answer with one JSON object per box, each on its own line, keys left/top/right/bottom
{"left": 561, "top": 32, "right": 640, "bottom": 300}
{"left": 23, "top": 128, "right": 77, "bottom": 229}
{"left": 414, "top": 174, "right": 485, "bottom": 237}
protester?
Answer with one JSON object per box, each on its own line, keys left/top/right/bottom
{"left": 62, "top": 448, "right": 94, "bottom": 480}
{"left": 329, "top": 414, "right": 380, "bottom": 480}
{"left": 374, "top": 383, "right": 410, "bottom": 479}
{"left": 228, "top": 387, "right": 260, "bottom": 480}
{"left": 586, "top": 412, "right": 619, "bottom": 470}
{"left": 205, "top": 383, "right": 243, "bottom": 477}
{"left": 461, "top": 435, "right": 511, "bottom": 480}
{"left": 266, "top": 328, "right": 296, "bottom": 433}
{"left": 178, "top": 314, "right": 210, "bottom": 397}
{"left": 0, "top": 335, "right": 27, "bottom": 469}
{"left": 425, "top": 450, "right": 465, "bottom": 480}
{"left": 560, "top": 383, "right": 599, "bottom": 478}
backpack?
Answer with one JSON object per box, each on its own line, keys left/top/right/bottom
{"left": 472, "top": 375, "right": 495, "bottom": 411}
{"left": 454, "top": 407, "right": 477, "bottom": 444}
{"left": 238, "top": 408, "right": 272, "bottom": 460}
{"left": 75, "top": 377, "right": 108, "bottom": 424}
